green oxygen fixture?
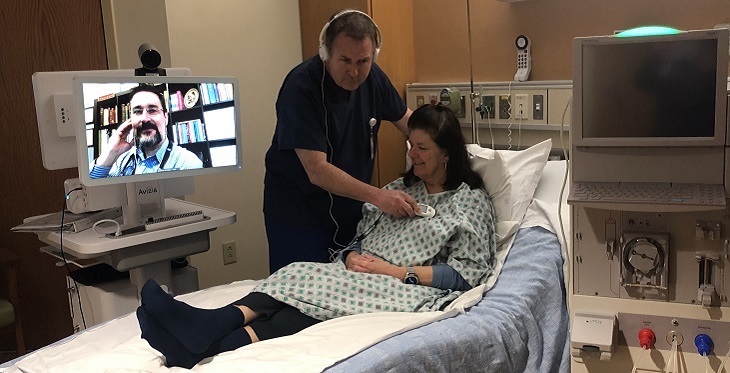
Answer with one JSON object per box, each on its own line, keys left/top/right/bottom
{"left": 616, "top": 26, "right": 682, "bottom": 37}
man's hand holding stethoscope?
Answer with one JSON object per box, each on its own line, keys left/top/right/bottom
{"left": 95, "top": 118, "right": 142, "bottom": 167}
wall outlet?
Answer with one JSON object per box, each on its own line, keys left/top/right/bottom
{"left": 533, "top": 94, "right": 544, "bottom": 120}
{"left": 222, "top": 241, "right": 237, "bottom": 265}
{"left": 481, "top": 95, "right": 496, "bottom": 119}
{"left": 498, "top": 94, "right": 511, "bottom": 119}
{"left": 514, "top": 94, "right": 529, "bottom": 119}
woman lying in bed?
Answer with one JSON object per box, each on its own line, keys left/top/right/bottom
{"left": 137, "top": 104, "right": 497, "bottom": 368}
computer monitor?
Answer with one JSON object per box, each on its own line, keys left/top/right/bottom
{"left": 32, "top": 71, "right": 243, "bottom": 225}
{"left": 70, "top": 75, "right": 243, "bottom": 225}
{"left": 73, "top": 75, "right": 242, "bottom": 187}
{"left": 32, "top": 68, "right": 193, "bottom": 171}
{"left": 572, "top": 28, "right": 729, "bottom": 148}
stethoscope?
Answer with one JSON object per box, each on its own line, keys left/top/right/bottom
{"left": 329, "top": 211, "right": 384, "bottom": 262}
{"left": 121, "top": 139, "right": 173, "bottom": 175}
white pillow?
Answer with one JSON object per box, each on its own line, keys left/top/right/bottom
{"left": 466, "top": 139, "right": 552, "bottom": 242}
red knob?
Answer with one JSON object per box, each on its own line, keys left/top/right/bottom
{"left": 638, "top": 328, "right": 656, "bottom": 349}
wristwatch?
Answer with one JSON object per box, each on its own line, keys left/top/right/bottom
{"left": 403, "top": 266, "right": 419, "bottom": 285}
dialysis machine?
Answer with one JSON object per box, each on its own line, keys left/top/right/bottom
{"left": 568, "top": 28, "right": 730, "bottom": 371}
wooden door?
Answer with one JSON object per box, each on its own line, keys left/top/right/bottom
{"left": 0, "top": 0, "right": 108, "bottom": 354}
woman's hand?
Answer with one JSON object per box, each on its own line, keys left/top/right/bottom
{"left": 346, "top": 253, "right": 402, "bottom": 279}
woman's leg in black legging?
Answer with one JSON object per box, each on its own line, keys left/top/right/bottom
{"left": 246, "top": 302, "right": 321, "bottom": 341}
{"left": 138, "top": 287, "right": 319, "bottom": 368}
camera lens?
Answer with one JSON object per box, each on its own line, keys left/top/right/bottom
{"left": 138, "top": 43, "right": 162, "bottom": 69}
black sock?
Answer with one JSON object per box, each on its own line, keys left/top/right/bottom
{"left": 140, "top": 279, "right": 244, "bottom": 353}
{"left": 138, "top": 307, "right": 253, "bottom": 369}
{"left": 137, "top": 307, "right": 205, "bottom": 369}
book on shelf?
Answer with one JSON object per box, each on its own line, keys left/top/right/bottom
{"left": 121, "top": 103, "right": 130, "bottom": 122}
{"left": 169, "top": 90, "right": 179, "bottom": 111}
{"left": 99, "top": 107, "right": 119, "bottom": 127}
{"left": 11, "top": 207, "right": 122, "bottom": 233}
{"left": 173, "top": 119, "right": 208, "bottom": 144}
{"left": 200, "top": 83, "right": 233, "bottom": 105}
{"left": 98, "top": 129, "right": 109, "bottom": 157}
{"left": 176, "top": 90, "right": 184, "bottom": 111}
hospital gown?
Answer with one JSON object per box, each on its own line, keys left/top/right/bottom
{"left": 253, "top": 178, "right": 496, "bottom": 321}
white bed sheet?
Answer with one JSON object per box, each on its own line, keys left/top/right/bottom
{"left": 1, "top": 160, "right": 570, "bottom": 373}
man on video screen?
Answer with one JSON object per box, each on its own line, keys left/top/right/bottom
{"left": 90, "top": 84, "right": 203, "bottom": 178}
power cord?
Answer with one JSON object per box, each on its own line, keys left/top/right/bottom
{"left": 557, "top": 95, "right": 572, "bottom": 311}
{"left": 62, "top": 188, "right": 87, "bottom": 330}
{"left": 664, "top": 335, "right": 679, "bottom": 373}
{"left": 92, "top": 219, "right": 122, "bottom": 237}
{"left": 631, "top": 346, "right": 649, "bottom": 373}
{"left": 506, "top": 82, "right": 513, "bottom": 150}
{"left": 718, "top": 339, "right": 730, "bottom": 372}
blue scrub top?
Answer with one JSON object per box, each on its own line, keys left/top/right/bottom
{"left": 264, "top": 56, "right": 407, "bottom": 242}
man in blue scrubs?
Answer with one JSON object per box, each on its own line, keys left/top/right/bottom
{"left": 264, "top": 10, "right": 416, "bottom": 273}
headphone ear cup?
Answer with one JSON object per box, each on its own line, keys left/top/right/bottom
{"left": 318, "top": 20, "right": 331, "bottom": 61}
{"left": 318, "top": 10, "right": 382, "bottom": 62}
{"left": 319, "top": 43, "right": 329, "bottom": 61}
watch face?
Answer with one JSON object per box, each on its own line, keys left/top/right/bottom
{"left": 184, "top": 88, "right": 199, "bottom": 108}
{"left": 404, "top": 275, "right": 419, "bottom": 285}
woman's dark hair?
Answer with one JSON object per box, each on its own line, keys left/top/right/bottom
{"left": 403, "top": 104, "right": 484, "bottom": 190}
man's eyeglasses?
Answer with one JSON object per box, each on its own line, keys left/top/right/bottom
{"left": 132, "top": 106, "right": 163, "bottom": 116}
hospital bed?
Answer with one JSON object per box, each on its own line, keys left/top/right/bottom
{"left": 0, "top": 141, "right": 570, "bottom": 373}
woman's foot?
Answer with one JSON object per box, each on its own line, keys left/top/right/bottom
{"left": 140, "top": 279, "right": 244, "bottom": 353}
{"left": 137, "top": 307, "right": 205, "bottom": 369}
{"left": 138, "top": 307, "right": 254, "bottom": 368}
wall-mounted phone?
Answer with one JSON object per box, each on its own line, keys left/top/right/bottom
{"left": 514, "top": 35, "right": 531, "bottom": 82}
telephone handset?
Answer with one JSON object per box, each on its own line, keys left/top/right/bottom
{"left": 514, "top": 35, "right": 531, "bottom": 82}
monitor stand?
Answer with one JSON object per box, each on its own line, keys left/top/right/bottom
{"left": 34, "top": 197, "right": 235, "bottom": 295}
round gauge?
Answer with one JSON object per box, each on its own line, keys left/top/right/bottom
{"left": 515, "top": 35, "right": 529, "bottom": 50}
{"left": 184, "top": 88, "right": 199, "bottom": 108}
{"left": 625, "top": 238, "right": 664, "bottom": 275}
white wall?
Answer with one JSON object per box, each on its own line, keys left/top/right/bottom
{"left": 102, "top": 0, "right": 303, "bottom": 287}
{"left": 101, "top": 0, "right": 172, "bottom": 70}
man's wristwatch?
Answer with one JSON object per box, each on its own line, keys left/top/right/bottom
{"left": 403, "top": 266, "right": 419, "bottom": 285}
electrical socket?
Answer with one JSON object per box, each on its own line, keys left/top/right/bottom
{"left": 481, "top": 95, "right": 496, "bottom": 119}
{"left": 533, "top": 94, "right": 544, "bottom": 120}
{"left": 222, "top": 241, "right": 237, "bottom": 265}
{"left": 665, "top": 330, "right": 684, "bottom": 346}
{"left": 514, "top": 94, "right": 529, "bottom": 119}
{"left": 498, "top": 94, "right": 511, "bottom": 119}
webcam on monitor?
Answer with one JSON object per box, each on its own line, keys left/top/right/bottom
{"left": 136, "top": 43, "right": 166, "bottom": 76}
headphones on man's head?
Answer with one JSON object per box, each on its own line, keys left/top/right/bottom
{"left": 318, "top": 9, "right": 382, "bottom": 62}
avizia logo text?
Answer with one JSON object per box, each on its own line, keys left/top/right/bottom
{"left": 138, "top": 187, "right": 159, "bottom": 195}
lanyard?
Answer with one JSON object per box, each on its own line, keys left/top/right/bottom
{"left": 122, "top": 140, "right": 173, "bottom": 175}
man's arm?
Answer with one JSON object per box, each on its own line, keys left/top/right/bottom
{"left": 391, "top": 108, "right": 413, "bottom": 137}
{"left": 295, "top": 148, "right": 419, "bottom": 217}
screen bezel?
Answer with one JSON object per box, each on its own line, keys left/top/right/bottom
{"left": 572, "top": 28, "right": 729, "bottom": 148}
{"left": 73, "top": 75, "right": 243, "bottom": 187}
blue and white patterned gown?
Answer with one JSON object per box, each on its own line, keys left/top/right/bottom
{"left": 253, "top": 178, "right": 497, "bottom": 321}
